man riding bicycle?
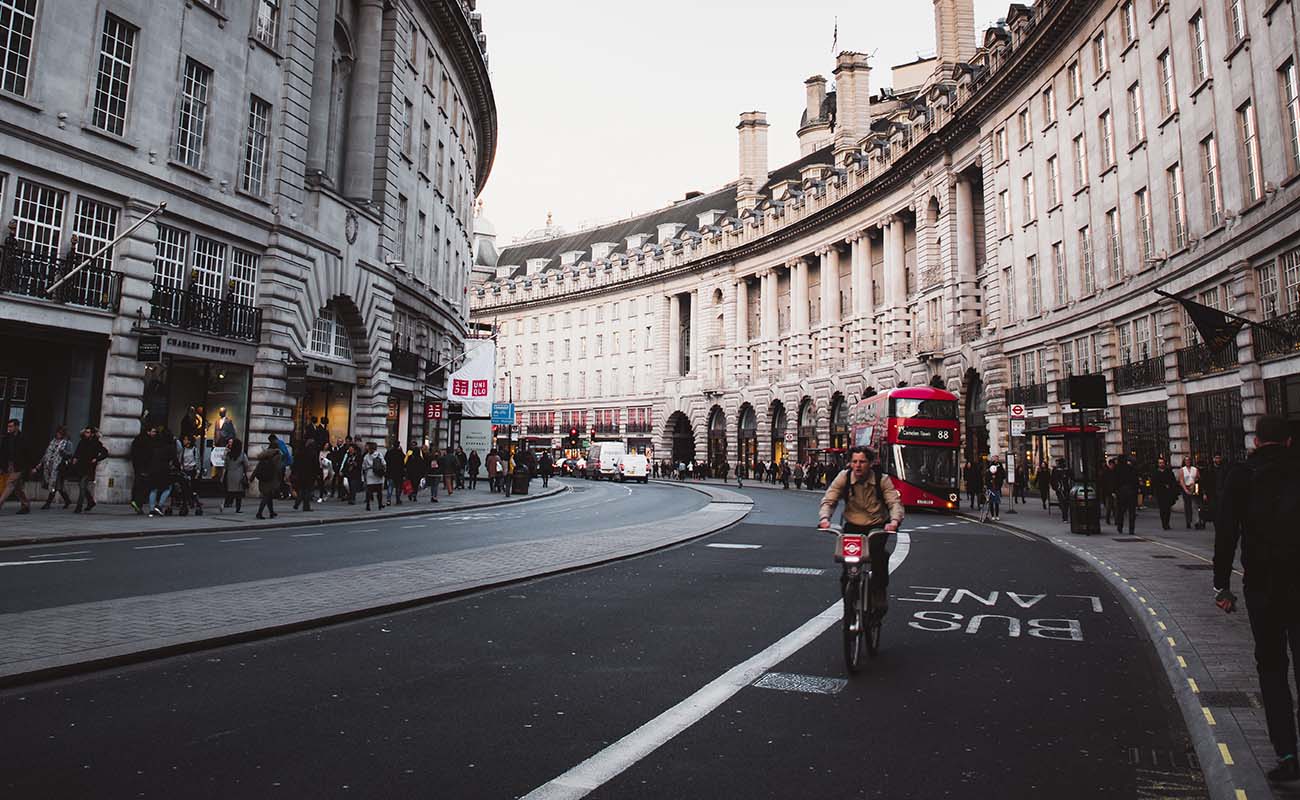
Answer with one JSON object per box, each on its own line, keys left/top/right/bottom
{"left": 818, "top": 446, "right": 905, "bottom": 607}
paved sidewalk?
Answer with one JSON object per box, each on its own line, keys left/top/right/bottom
{"left": 0, "top": 482, "right": 565, "bottom": 548}
{"left": 0, "top": 486, "right": 752, "bottom": 687}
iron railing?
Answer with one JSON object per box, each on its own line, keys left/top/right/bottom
{"left": 0, "top": 244, "right": 122, "bottom": 311}
{"left": 149, "top": 282, "right": 261, "bottom": 341}
{"left": 1005, "top": 382, "right": 1048, "bottom": 407}
{"left": 1176, "top": 340, "right": 1239, "bottom": 380}
{"left": 390, "top": 347, "right": 421, "bottom": 378}
{"left": 625, "top": 422, "right": 653, "bottom": 434}
{"left": 1255, "top": 310, "right": 1300, "bottom": 360}
{"left": 593, "top": 423, "right": 620, "bottom": 434}
{"left": 1114, "top": 355, "right": 1166, "bottom": 392}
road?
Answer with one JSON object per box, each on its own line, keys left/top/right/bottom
{"left": 0, "top": 484, "right": 1201, "bottom": 799}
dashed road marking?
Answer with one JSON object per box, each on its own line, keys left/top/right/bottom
{"left": 133, "top": 542, "right": 184, "bottom": 550}
{"left": 1219, "top": 743, "right": 1234, "bottom": 765}
{"left": 1188, "top": 678, "right": 1200, "bottom": 693}
{"left": 24, "top": 550, "right": 90, "bottom": 559}
{"left": 707, "top": 543, "right": 762, "bottom": 550}
{"left": 752, "top": 672, "right": 846, "bottom": 695}
{"left": 1203, "top": 708, "right": 1217, "bottom": 726}
{"left": 0, "top": 558, "right": 91, "bottom": 567}
{"left": 219, "top": 537, "right": 261, "bottom": 543}
{"left": 763, "top": 566, "right": 826, "bottom": 576}
{"left": 401, "top": 524, "right": 427, "bottom": 529}
{"left": 291, "top": 532, "right": 324, "bottom": 538}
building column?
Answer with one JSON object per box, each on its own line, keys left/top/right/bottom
{"left": 819, "top": 245, "right": 843, "bottom": 365}
{"left": 762, "top": 268, "right": 779, "bottom": 376}
{"left": 734, "top": 277, "right": 750, "bottom": 380}
{"left": 689, "top": 288, "right": 700, "bottom": 376}
{"left": 668, "top": 294, "right": 681, "bottom": 377}
{"left": 305, "top": 0, "right": 339, "bottom": 181}
{"left": 884, "top": 215, "right": 908, "bottom": 359}
{"left": 955, "top": 176, "right": 978, "bottom": 328}
{"left": 790, "top": 258, "right": 810, "bottom": 369}
{"left": 342, "top": 0, "right": 384, "bottom": 201}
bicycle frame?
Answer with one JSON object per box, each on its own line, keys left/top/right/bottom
{"left": 822, "top": 525, "right": 891, "bottom": 672}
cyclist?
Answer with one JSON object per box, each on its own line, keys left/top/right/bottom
{"left": 817, "top": 446, "right": 905, "bottom": 607}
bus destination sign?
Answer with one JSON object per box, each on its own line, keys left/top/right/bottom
{"left": 896, "top": 425, "right": 955, "bottom": 443}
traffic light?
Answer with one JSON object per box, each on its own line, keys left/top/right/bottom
{"left": 566, "top": 427, "right": 579, "bottom": 449}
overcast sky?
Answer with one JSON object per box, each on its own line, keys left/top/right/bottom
{"left": 476, "top": 1, "right": 1008, "bottom": 245}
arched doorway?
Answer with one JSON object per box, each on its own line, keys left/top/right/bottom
{"left": 964, "top": 367, "right": 988, "bottom": 464}
{"left": 770, "top": 400, "right": 787, "bottom": 464}
{"left": 829, "top": 393, "right": 849, "bottom": 452}
{"left": 667, "top": 411, "right": 696, "bottom": 464}
{"left": 737, "top": 403, "right": 757, "bottom": 470}
{"left": 707, "top": 406, "right": 727, "bottom": 475}
{"left": 797, "top": 397, "right": 817, "bottom": 463}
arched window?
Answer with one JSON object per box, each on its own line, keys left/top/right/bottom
{"left": 311, "top": 305, "right": 353, "bottom": 360}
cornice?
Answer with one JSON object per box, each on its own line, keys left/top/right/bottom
{"left": 424, "top": 0, "right": 498, "bottom": 194}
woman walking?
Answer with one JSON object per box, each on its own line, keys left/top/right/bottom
{"left": 362, "top": 441, "right": 385, "bottom": 511}
{"left": 253, "top": 443, "right": 283, "bottom": 519}
{"left": 68, "top": 427, "right": 108, "bottom": 513}
{"left": 1035, "top": 460, "right": 1052, "bottom": 510}
{"left": 39, "top": 426, "right": 74, "bottom": 509}
{"left": 466, "top": 450, "right": 481, "bottom": 490}
{"left": 223, "top": 438, "right": 250, "bottom": 512}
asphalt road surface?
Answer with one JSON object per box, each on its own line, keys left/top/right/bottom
{"left": 0, "top": 485, "right": 1201, "bottom": 799}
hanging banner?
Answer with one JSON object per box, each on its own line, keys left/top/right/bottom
{"left": 448, "top": 340, "right": 495, "bottom": 417}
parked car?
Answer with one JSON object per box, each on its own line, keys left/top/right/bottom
{"left": 561, "top": 458, "right": 580, "bottom": 476}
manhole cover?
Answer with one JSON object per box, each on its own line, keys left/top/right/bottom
{"left": 1198, "top": 690, "right": 1262, "bottom": 708}
{"left": 1177, "top": 563, "right": 1215, "bottom": 570}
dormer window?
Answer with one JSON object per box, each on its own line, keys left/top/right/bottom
{"left": 560, "top": 250, "right": 584, "bottom": 267}
{"left": 526, "top": 257, "right": 550, "bottom": 276}
{"left": 590, "top": 242, "right": 617, "bottom": 260}
{"left": 625, "top": 233, "right": 650, "bottom": 250}
{"left": 697, "top": 209, "right": 726, "bottom": 229}
{"left": 657, "top": 223, "right": 684, "bottom": 244}
{"left": 494, "top": 264, "right": 515, "bottom": 280}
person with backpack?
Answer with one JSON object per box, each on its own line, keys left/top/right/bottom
{"left": 817, "top": 446, "right": 904, "bottom": 607}
{"left": 362, "top": 441, "right": 386, "bottom": 511}
{"left": 1213, "top": 415, "right": 1300, "bottom": 784}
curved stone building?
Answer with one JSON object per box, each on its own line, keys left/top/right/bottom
{"left": 472, "top": 0, "right": 1299, "bottom": 474}
{"left": 0, "top": 0, "right": 495, "bottom": 499}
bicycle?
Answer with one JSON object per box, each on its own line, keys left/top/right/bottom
{"left": 821, "top": 525, "right": 891, "bottom": 673}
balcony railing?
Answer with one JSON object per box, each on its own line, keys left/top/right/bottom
{"left": 593, "top": 423, "right": 620, "bottom": 434}
{"left": 1255, "top": 310, "right": 1300, "bottom": 360}
{"left": 958, "top": 322, "right": 982, "bottom": 344}
{"left": 626, "top": 422, "right": 652, "bottom": 434}
{"left": 390, "top": 347, "right": 421, "bottom": 378}
{"left": 1114, "top": 355, "right": 1166, "bottom": 393}
{"left": 1, "top": 244, "right": 123, "bottom": 311}
{"left": 1177, "top": 340, "right": 1239, "bottom": 380}
{"left": 1005, "top": 382, "right": 1048, "bottom": 407}
{"left": 150, "top": 282, "right": 261, "bottom": 341}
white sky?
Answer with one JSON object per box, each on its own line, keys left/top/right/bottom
{"left": 477, "top": 1, "right": 1008, "bottom": 245}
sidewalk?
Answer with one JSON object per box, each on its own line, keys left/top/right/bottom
{"left": 0, "top": 482, "right": 566, "bottom": 548}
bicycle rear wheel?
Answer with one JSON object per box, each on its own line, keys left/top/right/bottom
{"left": 842, "top": 572, "right": 866, "bottom": 673}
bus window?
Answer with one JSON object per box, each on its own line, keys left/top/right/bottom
{"left": 892, "top": 398, "right": 958, "bottom": 420}
{"left": 892, "top": 444, "right": 959, "bottom": 489}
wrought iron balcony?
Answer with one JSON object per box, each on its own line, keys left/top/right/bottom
{"left": 1114, "top": 355, "right": 1166, "bottom": 392}
{"left": 1255, "top": 309, "right": 1300, "bottom": 360}
{"left": 389, "top": 347, "right": 421, "bottom": 378}
{"left": 625, "top": 422, "right": 652, "bottom": 434}
{"left": 1004, "top": 382, "right": 1048, "bottom": 407}
{"left": 1176, "top": 340, "right": 1239, "bottom": 380}
{"left": 593, "top": 423, "right": 620, "bottom": 435}
{"left": 1, "top": 243, "right": 122, "bottom": 311}
{"left": 150, "top": 282, "right": 261, "bottom": 341}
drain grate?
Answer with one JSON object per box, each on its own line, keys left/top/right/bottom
{"left": 1177, "top": 563, "right": 1215, "bottom": 570}
{"left": 1151, "top": 554, "right": 1177, "bottom": 559}
{"left": 752, "top": 672, "right": 847, "bottom": 695}
{"left": 1126, "top": 746, "right": 1201, "bottom": 771}
{"left": 1198, "top": 690, "right": 1262, "bottom": 709}
{"left": 1113, "top": 537, "right": 1145, "bottom": 542}
{"left": 763, "top": 566, "right": 826, "bottom": 576}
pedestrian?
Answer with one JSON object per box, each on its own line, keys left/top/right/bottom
{"left": 253, "top": 443, "right": 283, "bottom": 519}
{"left": 1113, "top": 456, "right": 1139, "bottom": 534}
{"left": 129, "top": 427, "right": 153, "bottom": 514}
{"left": 1199, "top": 454, "right": 1225, "bottom": 529}
{"left": 1178, "top": 456, "right": 1201, "bottom": 530}
{"left": 962, "top": 460, "right": 977, "bottom": 508}
{"left": 1099, "top": 458, "right": 1115, "bottom": 524}
{"left": 501, "top": 449, "right": 514, "bottom": 497}
{"left": 466, "top": 449, "right": 481, "bottom": 490}
{"left": 1212, "top": 415, "right": 1300, "bottom": 784}
{"left": 146, "top": 428, "right": 180, "bottom": 517}
{"left": 1051, "top": 458, "right": 1072, "bottom": 522}
{"left": 1152, "top": 456, "right": 1180, "bottom": 530}
{"left": 291, "top": 435, "right": 321, "bottom": 511}
{"left": 792, "top": 461, "right": 804, "bottom": 488}
{"left": 176, "top": 433, "right": 204, "bottom": 515}
{"left": 66, "top": 427, "right": 108, "bottom": 513}
{"left": 330, "top": 437, "right": 348, "bottom": 500}
{"left": 1013, "top": 459, "right": 1029, "bottom": 504}
{"left": 385, "top": 440, "right": 407, "bottom": 505}
{"left": 984, "top": 456, "right": 1007, "bottom": 521}
{"left": 1035, "top": 460, "right": 1051, "bottom": 510}
{"left": 38, "top": 426, "right": 74, "bottom": 510}
{"left": 271, "top": 434, "right": 293, "bottom": 500}
{"left": 780, "top": 460, "right": 791, "bottom": 490}
{"left": 223, "top": 437, "right": 249, "bottom": 512}
{"left": 317, "top": 446, "right": 333, "bottom": 503}
{"left": 455, "top": 446, "right": 467, "bottom": 489}
{"left": 538, "top": 450, "right": 553, "bottom": 488}
{"left": 362, "top": 442, "right": 385, "bottom": 510}
{"left": 343, "top": 443, "right": 363, "bottom": 505}
{"left": 486, "top": 449, "right": 500, "bottom": 493}
{"left": 440, "top": 447, "right": 458, "bottom": 496}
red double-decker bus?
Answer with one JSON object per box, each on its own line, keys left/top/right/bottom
{"left": 849, "top": 386, "right": 961, "bottom": 510}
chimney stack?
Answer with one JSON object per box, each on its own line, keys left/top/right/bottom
{"left": 933, "top": 0, "right": 976, "bottom": 67}
{"left": 737, "top": 111, "right": 769, "bottom": 212}
{"left": 805, "top": 76, "right": 827, "bottom": 123}
{"left": 832, "top": 53, "right": 872, "bottom": 157}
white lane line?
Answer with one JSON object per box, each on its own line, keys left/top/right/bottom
{"left": 25, "top": 550, "right": 91, "bottom": 559}
{"left": 522, "top": 532, "right": 911, "bottom": 800}
{"left": 133, "top": 543, "right": 185, "bottom": 550}
{"left": 219, "top": 537, "right": 262, "bottom": 543}
{"left": 290, "top": 532, "right": 324, "bottom": 538}
{"left": 0, "top": 558, "right": 92, "bottom": 567}
{"left": 400, "top": 524, "right": 427, "bottom": 529}
{"left": 706, "top": 543, "right": 762, "bottom": 550}
{"left": 353, "top": 528, "right": 379, "bottom": 533}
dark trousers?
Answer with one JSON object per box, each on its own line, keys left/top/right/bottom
{"left": 365, "top": 485, "right": 382, "bottom": 508}
{"left": 966, "top": 488, "right": 978, "bottom": 508}
{"left": 1115, "top": 495, "right": 1137, "bottom": 533}
{"left": 844, "top": 521, "right": 891, "bottom": 592}
{"left": 1039, "top": 485, "right": 1050, "bottom": 509}
{"left": 75, "top": 475, "right": 96, "bottom": 510}
{"left": 1245, "top": 590, "right": 1300, "bottom": 757}
{"left": 1158, "top": 499, "right": 1174, "bottom": 529}
{"left": 257, "top": 494, "right": 275, "bottom": 517}
{"left": 1056, "top": 489, "right": 1070, "bottom": 521}
{"left": 1182, "top": 493, "right": 1197, "bottom": 528}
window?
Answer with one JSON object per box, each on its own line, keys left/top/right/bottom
{"left": 91, "top": 14, "right": 137, "bottom": 136}
{"left": 1003, "top": 266, "right": 1017, "bottom": 323}
{"left": 1167, "top": 163, "right": 1187, "bottom": 250}
{"left": 1052, "top": 242, "right": 1068, "bottom": 306}
{"left": 402, "top": 99, "right": 413, "bottom": 157}
{"left": 563, "top": 339, "right": 571, "bottom": 359}
{"left": 593, "top": 371, "right": 602, "bottom": 397}
{"left": 1046, "top": 156, "right": 1060, "bottom": 207}
{"left": 1118, "top": 320, "right": 1133, "bottom": 363}
{"left": 1093, "top": 32, "right": 1108, "bottom": 75}
{"left": 1135, "top": 188, "right": 1154, "bottom": 263}
{"left": 11, "top": 178, "right": 66, "bottom": 256}
{"left": 546, "top": 341, "right": 555, "bottom": 360}
{"left": 1105, "top": 208, "right": 1122, "bottom": 281}
{"left": 579, "top": 337, "right": 586, "bottom": 357}
{"left": 153, "top": 224, "right": 189, "bottom": 288}
{"left": 434, "top": 140, "right": 446, "bottom": 191}
{"left": 993, "top": 127, "right": 1007, "bottom": 162}
{"left": 173, "top": 58, "right": 212, "bottom": 169}
{"left": 1067, "top": 61, "right": 1083, "bottom": 104}
{"left": 1042, "top": 87, "right": 1057, "bottom": 126}
{"left": 1022, "top": 174, "right": 1035, "bottom": 221}
{"left": 425, "top": 46, "right": 435, "bottom": 90}
{"left": 72, "top": 196, "right": 119, "bottom": 291}
{"left": 1018, "top": 108, "right": 1031, "bottom": 146}
{"left": 1281, "top": 61, "right": 1300, "bottom": 174}
{"left": 1100, "top": 110, "right": 1116, "bottom": 168}
{"left": 0, "top": 0, "right": 38, "bottom": 96}
{"left": 1226, "top": 0, "right": 1246, "bottom": 45}
{"left": 192, "top": 235, "right": 226, "bottom": 297}
{"left": 241, "top": 96, "right": 272, "bottom": 195}
{"left": 254, "top": 0, "right": 279, "bottom": 48}
{"left": 1060, "top": 340, "right": 1075, "bottom": 376}
{"left": 1239, "top": 100, "right": 1263, "bottom": 204}
{"left": 528, "top": 376, "right": 537, "bottom": 399}
{"left": 998, "top": 190, "right": 1011, "bottom": 235}
{"left": 612, "top": 332, "right": 620, "bottom": 353}
{"left": 1072, "top": 134, "right": 1088, "bottom": 187}
{"left": 1079, "top": 226, "right": 1095, "bottom": 295}
{"left": 1201, "top": 135, "right": 1223, "bottom": 228}
{"left": 395, "top": 195, "right": 408, "bottom": 261}
{"left": 1157, "top": 51, "right": 1177, "bottom": 117}
{"left": 1190, "top": 12, "right": 1209, "bottom": 85}
{"left": 1258, "top": 247, "right": 1300, "bottom": 317}
{"left": 1127, "top": 83, "right": 1146, "bottom": 143}
{"left": 420, "top": 121, "right": 431, "bottom": 172}
{"left": 1027, "top": 255, "right": 1042, "bottom": 316}
{"left": 1121, "top": 1, "right": 1137, "bottom": 45}
{"left": 530, "top": 342, "right": 538, "bottom": 363}
{"left": 595, "top": 334, "right": 604, "bottom": 356}
{"left": 230, "top": 249, "right": 258, "bottom": 306}
{"left": 416, "top": 211, "right": 427, "bottom": 279}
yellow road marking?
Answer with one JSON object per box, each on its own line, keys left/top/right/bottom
{"left": 1188, "top": 678, "right": 1200, "bottom": 693}
{"left": 1219, "top": 743, "right": 1234, "bottom": 765}
{"left": 1167, "top": 637, "right": 1177, "bottom": 647}
{"left": 1157, "top": 622, "right": 1168, "bottom": 631}
{"left": 1139, "top": 596, "right": 1147, "bottom": 603}
{"left": 1148, "top": 607, "right": 1158, "bottom": 616}
{"left": 1236, "top": 790, "right": 1248, "bottom": 800}
{"left": 1203, "top": 707, "right": 1217, "bottom": 726}
{"left": 1177, "top": 656, "right": 1187, "bottom": 668}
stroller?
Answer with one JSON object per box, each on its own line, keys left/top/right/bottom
{"left": 167, "top": 467, "right": 205, "bottom": 516}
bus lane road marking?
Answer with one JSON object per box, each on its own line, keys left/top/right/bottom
{"left": 901, "top": 586, "right": 1104, "bottom": 642}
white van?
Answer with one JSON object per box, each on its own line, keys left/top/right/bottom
{"left": 586, "top": 442, "right": 627, "bottom": 480}
{"left": 616, "top": 453, "right": 649, "bottom": 483}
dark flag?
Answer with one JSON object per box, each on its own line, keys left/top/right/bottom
{"left": 1157, "top": 290, "right": 1244, "bottom": 351}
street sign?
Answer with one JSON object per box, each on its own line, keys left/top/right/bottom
{"left": 1009, "top": 404, "right": 1026, "bottom": 420}
{"left": 491, "top": 402, "right": 515, "bottom": 425}
{"left": 137, "top": 334, "right": 162, "bottom": 363}
{"left": 425, "top": 402, "right": 444, "bottom": 421}
{"left": 1010, "top": 419, "right": 1026, "bottom": 437}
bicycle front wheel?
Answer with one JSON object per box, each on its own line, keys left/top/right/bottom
{"left": 842, "top": 572, "right": 866, "bottom": 674}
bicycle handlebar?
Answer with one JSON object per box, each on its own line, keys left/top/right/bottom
{"left": 817, "top": 525, "right": 892, "bottom": 539}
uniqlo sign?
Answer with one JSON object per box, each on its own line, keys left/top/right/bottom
{"left": 471, "top": 379, "right": 488, "bottom": 397}
{"left": 452, "top": 379, "right": 469, "bottom": 396}
{"left": 425, "top": 402, "right": 444, "bottom": 420}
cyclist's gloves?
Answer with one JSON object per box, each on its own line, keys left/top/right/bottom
{"left": 1213, "top": 587, "right": 1237, "bottom": 614}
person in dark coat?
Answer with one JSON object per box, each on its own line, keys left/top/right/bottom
{"left": 291, "top": 436, "right": 321, "bottom": 511}
{"left": 1051, "top": 458, "right": 1073, "bottom": 522}
{"left": 385, "top": 441, "right": 407, "bottom": 505}
{"left": 1035, "top": 460, "right": 1052, "bottom": 510}
{"left": 0, "top": 418, "right": 32, "bottom": 514}
{"left": 145, "top": 429, "right": 180, "bottom": 517}
{"left": 1151, "top": 456, "right": 1181, "bottom": 530}
{"left": 406, "top": 445, "right": 428, "bottom": 501}
{"left": 439, "top": 448, "right": 458, "bottom": 495}
{"left": 329, "top": 437, "right": 348, "bottom": 499}
{"left": 1112, "top": 456, "right": 1140, "bottom": 534}
{"left": 455, "top": 446, "right": 467, "bottom": 489}
{"left": 253, "top": 446, "right": 283, "bottom": 519}
{"left": 466, "top": 450, "right": 481, "bottom": 490}
{"left": 1198, "top": 454, "right": 1225, "bottom": 529}
{"left": 1098, "top": 458, "right": 1115, "bottom": 524}
{"left": 343, "top": 443, "right": 363, "bottom": 505}
{"left": 538, "top": 451, "right": 553, "bottom": 488}
{"left": 67, "top": 427, "right": 109, "bottom": 513}
{"left": 962, "top": 460, "right": 978, "bottom": 509}
{"left": 129, "top": 428, "right": 153, "bottom": 514}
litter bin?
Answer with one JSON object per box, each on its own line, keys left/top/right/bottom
{"left": 511, "top": 466, "right": 530, "bottom": 496}
{"left": 1069, "top": 484, "right": 1101, "bottom": 535}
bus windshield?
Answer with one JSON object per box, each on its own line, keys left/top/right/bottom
{"left": 891, "top": 397, "right": 958, "bottom": 420}
{"left": 891, "top": 444, "right": 959, "bottom": 489}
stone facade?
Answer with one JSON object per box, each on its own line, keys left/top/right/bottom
{"left": 0, "top": 0, "right": 495, "bottom": 500}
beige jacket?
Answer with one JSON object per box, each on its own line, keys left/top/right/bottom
{"left": 818, "top": 468, "right": 904, "bottom": 528}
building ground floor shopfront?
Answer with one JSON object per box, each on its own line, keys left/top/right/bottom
{"left": 0, "top": 320, "right": 107, "bottom": 445}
